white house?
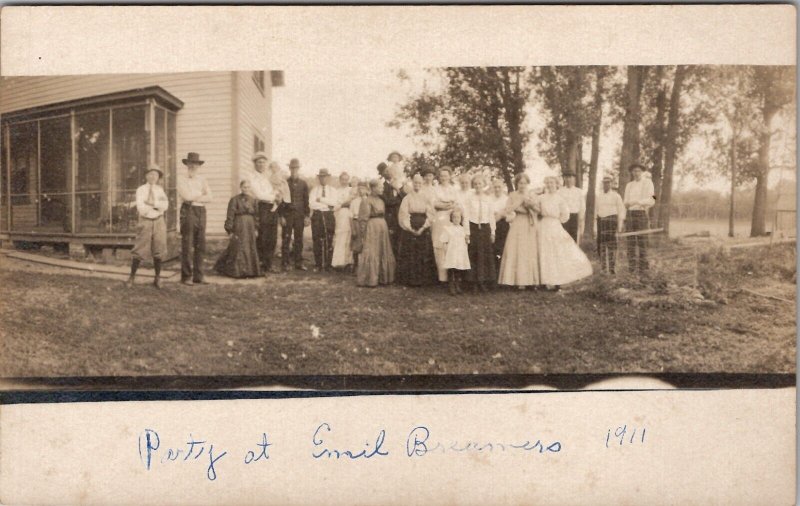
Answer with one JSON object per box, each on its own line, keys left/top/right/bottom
{"left": 0, "top": 71, "right": 283, "bottom": 256}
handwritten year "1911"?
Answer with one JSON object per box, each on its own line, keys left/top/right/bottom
{"left": 605, "top": 425, "right": 646, "bottom": 448}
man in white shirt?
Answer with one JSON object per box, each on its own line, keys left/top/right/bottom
{"left": 309, "top": 168, "right": 338, "bottom": 272}
{"left": 558, "top": 171, "right": 585, "bottom": 243}
{"left": 596, "top": 175, "right": 626, "bottom": 274}
{"left": 623, "top": 163, "right": 656, "bottom": 273}
{"left": 249, "top": 151, "right": 281, "bottom": 273}
{"left": 127, "top": 165, "right": 170, "bottom": 289}
{"left": 177, "top": 152, "right": 212, "bottom": 285}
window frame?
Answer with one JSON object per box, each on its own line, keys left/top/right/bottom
{"left": 252, "top": 71, "right": 266, "bottom": 96}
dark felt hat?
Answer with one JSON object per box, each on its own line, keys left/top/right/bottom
{"left": 182, "top": 152, "right": 205, "bottom": 166}
{"left": 317, "top": 168, "right": 331, "bottom": 178}
{"left": 289, "top": 158, "right": 301, "bottom": 169}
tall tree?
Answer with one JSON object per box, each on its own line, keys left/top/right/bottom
{"left": 748, "top": 66, "right": 795, "bottom": 236}
{"left": 531, "top": 66, "right": 594, "bottom": 179}
{"left": 658, "top": 65, "right": 689, "bottom": 234}
{"left": 390, "top": 67, "right": 532, "bottom": 190}
{"left": 583, "top": 66, "right": 610, "bottom": 241}
{"left": 617, "top": 66, "right": 649, "bottom": 191}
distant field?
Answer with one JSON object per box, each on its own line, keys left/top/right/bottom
{"left": 669, "top": 218, "right": 753, "bottom": 238}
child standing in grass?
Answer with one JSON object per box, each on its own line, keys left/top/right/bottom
{"left": 440, "top": 206, "right": 471, "bottom": 295}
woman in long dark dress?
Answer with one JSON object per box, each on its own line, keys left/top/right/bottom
{"left": 396, "top": 174, "right": 437, "bottom": 286}
{"left": 356, "top": 179, "right": 396, "bottom": 287}
{"left": 214, "top": 180, "right": 262, "bottom": 278}
{"left": 490, "top": 177, "right": 510, "bottom": 272}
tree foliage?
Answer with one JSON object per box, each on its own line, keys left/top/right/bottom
{"left": 390, "top": 67, "right": 531, "bottom": 189}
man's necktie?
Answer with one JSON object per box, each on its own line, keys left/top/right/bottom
{"left": 146, "top": 184, "right": 155, "bottom": 207}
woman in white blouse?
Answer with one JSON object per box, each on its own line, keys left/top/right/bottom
{"left": 537, "top": 176, "right": 593, "bottom": 291}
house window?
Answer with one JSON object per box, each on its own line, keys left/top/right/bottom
{"left": 253, "top": 135, "right": 265, "bottom": 155}
{"left": 252, "top": 71, "right": 266, "bottom": 96}
{"left": 1, "top": 87, "right": 182, "bottom": 235}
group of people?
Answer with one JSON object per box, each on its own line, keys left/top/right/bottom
{"left": 125, "top": 150, "right": 655, "bottom": 293}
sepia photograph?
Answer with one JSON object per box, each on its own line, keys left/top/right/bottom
{"left": 0, "top": 64, "right": 794, "bottom": 389}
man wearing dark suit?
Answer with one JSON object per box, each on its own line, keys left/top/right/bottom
{"left": 280, "top": 158, "right": 310, "bottom": 271}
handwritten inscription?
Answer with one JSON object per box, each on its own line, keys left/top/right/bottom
{"left": 138, "top": 430, "right": 270, "bottom": 481}
{"left": 312, "top": 423, "right": 389, "bottom": 460}
{"left": 605, "top": 425, "right": 647, "bottom": 448}
{"left": 136, "top": 423, "right": 587, "bottom": 481}
{"left": 406, "top": 426, "right": 562, "bottom": 457}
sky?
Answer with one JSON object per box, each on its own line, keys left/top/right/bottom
{"left": 272, "top": 67, "right": 795, "bottom": 192}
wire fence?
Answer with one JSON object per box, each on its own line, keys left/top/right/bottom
{"left": 597, "top": 228, "right": 699, "bottom": 287}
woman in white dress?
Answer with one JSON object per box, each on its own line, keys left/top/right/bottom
{"left": 331, "top": 172, "right": 355, "bottom": 270}
{"left": 537, "top": 176, "right": 593, "bottom": 290}
{"left": 498, "top": 173, "right": 541, "bottom": 289}
{"left": 431, "top": 166, "right": 459, "bottom": 283}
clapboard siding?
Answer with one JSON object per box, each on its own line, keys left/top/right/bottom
{"left": 0, "top": 72, "right": 267, "bottom": 237}
{"left": 235, "top": 71, "right": 271, "bottom": 190}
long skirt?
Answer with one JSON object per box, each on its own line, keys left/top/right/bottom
{"left": 331, "top": 207, "right": 353, "bottom": 267}
{"left": 432, "top": 210, "right": 452, "bottom": 282}
{"left": 498, "top": 214, "right": 539, "bottom": 286}
{"left": 494, "top": 219, "right": 510, "bottom": 266}
{"left": 538, "top": 216, "right": 593, "bottom": 285}
{"left": 356, "top": 217, "right": 396, "bottom": 287}
{"left": 214, "top": 214, "right": 262, "bottom": 278}
{"left": 396, "top": 213, "right": 437, "bottom": 286}
{"left": 466, "top": 222, "right": 496, "bottom": 283}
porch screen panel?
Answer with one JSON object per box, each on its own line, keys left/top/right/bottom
{"left": 110, "top": 106, "right": 148, "bottom": 233}
{"left": 1, "top": 125, "right": 7, "bottom": 231}
{"left": 75, "top": 110, "right": 110, "bottom": 233}
{"left": 9, "top": 122, "right": 39, "bottom": 231}
{"left": 39, "top": 117, "right": 72, "bottom": 233}
{"left": 166, "top": 111, "right": 177, "bottom": 230}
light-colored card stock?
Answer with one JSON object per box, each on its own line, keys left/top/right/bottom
{"left": 0, "top": 389, "right": 795, "bottom": 506}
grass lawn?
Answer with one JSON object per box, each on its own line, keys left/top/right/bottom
{"left": 0, "top": 243, "right": 795, "bottom": 378}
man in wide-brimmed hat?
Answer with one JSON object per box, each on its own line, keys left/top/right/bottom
{"left": 558, "top": 171, "right": 584, "bottom": 243}
{"left": 248, "top": 151, "right": 283, "bottom": 273}
{"left": 279, "top": 158, "right": 310, "bottom": 271}
{"left": 623, "top": 163, "right": 655, "bottom": 273}
{"left": 596, "top": 175, "right": 626, "bottom": 274}
{"left": 177, "top": 152, "right": 212, "bottom": 285}
{"left": 308, "top": 168, "right": 337, "bottom": 272}
{"left": 127, "top": 164, "right": 169, "bottom": 289}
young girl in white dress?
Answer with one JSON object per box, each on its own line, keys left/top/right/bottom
{"left": 440, "top": 206, "right": 471, "bottom": 295}
{"left": 537, "top": 176, "right": 593, "bottom": 290}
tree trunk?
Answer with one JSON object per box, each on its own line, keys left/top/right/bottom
{"left": 565, "top": 131, "right": 579, "bottom": 176}
{"left": 750, "top": 108, "right": 777, "bottom": 236}
{"left": 650, "top": 68, "right": 667, "bottom": 225}
{"left": 660, "top": 65, "right": 687, "bottom": 236}
{"left": 618, "top": 66, "right": 648, "bottom": 191}
{"left": 728, "top": 132, "right": 736, "bottom": 238}
{"left": 501, "top": 68, "right": 526, "bottom": 191}
{"left": 583, "top": 67, "right": 606, "bottom": 242}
